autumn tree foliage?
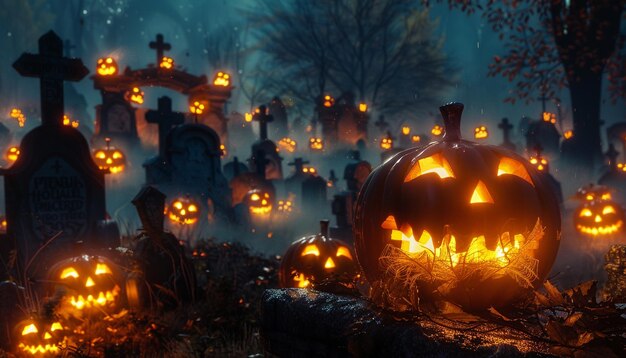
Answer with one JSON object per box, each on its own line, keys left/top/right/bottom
{"left": 431, "top": 0, "right": 625, "bottom": 168}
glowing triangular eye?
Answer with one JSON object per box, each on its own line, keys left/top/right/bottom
{"left": 50, "top": 322, "right": 63, "bottom": 332}
{"left": 470, "top": 180, "right": 494, "bottom": 204}
{"left": 404, "top": 153, "right": 455, "bottom": 182}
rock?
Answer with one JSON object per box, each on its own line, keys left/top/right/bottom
{"left": 261, "top": 289, "right": 552, "bottom": 357}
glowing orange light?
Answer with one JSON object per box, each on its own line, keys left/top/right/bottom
{"left": 96, "top": 57, "right": 118, "bottom": 76}
{"left": 431, "top": 124, "right": 443, "bottom": 136}
{"left": 359, "top": 103, "right": 368, "bottom": 112}
{"left": 542, "top": 112, "right": 556, "bottom": 124}
{"left": 6, "top": 146, "right": 20, "bottom": 163}
{"left": 474, "top": 125, "right": 489, "bottom": 139}
{"left": 213, "top": 71, "right": 230, "bottom": 86}
{"left": 402, "top": 126, "right": 410, "bottom": 136}
{"left": 563, "top": 130, "right": 573, "bottom": 139}
{"left": 127, "top": 87, "right": 144, "bottom": 104}
{"left": 159, "top": 56, "right": 174, "bottom": 70}
{"left": 190, "top": 101, "right": 205, "bottom": 115}
{"left": 323, "top": 95, "right": 334, "bottom": 108}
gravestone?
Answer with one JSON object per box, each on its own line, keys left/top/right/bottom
{"left": 525, "top": 115, "right": 560, "bottom": 158}
{"left": 223, "top": 156, "right": 249, "bottom": 181}
{"left": 268, "top": 96, "right": 289, "bottom": 139}
{"left": 498, "top": 117, "right": 517, "bottom": 152}
{"left": 249, "top": 141, "right": 283, "bottom": 180}
{"left": 284, "top": 157, "right": 311, "bottom": 197}
{"left": 606, "top": 122, "right": 626, "bottom": 162}
{"left": 144, "top": 96, "right": 231, "bottom": 225}
{"left": 318, "top": 92, "right": 368, "bottom": 149}
{"left": 598, "top": 144, "right": 626, "bottom": 204}
{"left": 301, "top": 175, "right": 328, "bottom": 212}
{"left": 2, "top": 31, "right": 111, "bottom": 276}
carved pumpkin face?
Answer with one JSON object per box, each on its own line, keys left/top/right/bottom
{"left": 474, "top": 125, "right": 488, "bottom": 139}
{"left": 62, "top": 115, "right": 79, "bottom": 128}
{"left": 354, "top": 103, "right": 561, "bottom": 310}
{"left": 6, "top": 146, "right": 20, "bottom": 163}
{"left": 380, "top": 136, "right": 393, "bottom": 150}
{"left": 278, "top": 137, "right": 297, "bottom": 153}
{"left": 323, "top": 95, "right": 334, "bottom": 107}
{"left": 159, "top": 56, "right": 174, "bottom": 69}
{"left": 166, "top": 197, "right": 200, "bottom": 225}
{"left": 244, "top": 189, "right": 273, "bottom": 215}
{"left": 277, "top": 199, "right": 293, "bottom": 214}
{"left": 14, "top": 319, "right": 66, "bottom": 356}
{"left": 93, "top": 139, "right": 126, "bottom": 174}
{"left": 563, "top": 130, "right": 573, "bottom": 140}
{"left": 96, "top": 57, "right": 117, "bottom": 76}
{"left": 279, "top": 222, "right": 357, "bottom": 288}
{"left": 48, "top": 255, "right": 122, "bottom": 316}
{"left": 529, "top": 155, "right": 549, "bottom": 172}
{"left": 189, "top": 100, "right": 205, "bottom": 115}
{"left": 213, "top": 71, "right": 230, "bottom": 86}
{"left": 10, "top": 108, "right": 26, "bottom": 127}
{"left": 574, "top": 185, "right": 624, "bottom": 237}
{"left": 359, "top": 102, "right": 368, "bottom": 112}
{"left": 309, "top": 137, "right": 324, "bottom": 151}
{"left": 126, "top": 87, "right": 144, "bottom": 104}
{"left": 431, "top": 124, "right": 443, "bottom": 136}
{"left": 411, "top": 135, "right": 421, "bottom": 144}
{"left": 542, "top": 111, "right": 557, "bottom": 124}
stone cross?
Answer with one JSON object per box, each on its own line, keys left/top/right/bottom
{"left": 288, "top": 157, "right": 310, "bottom": 174}
{"left": 498, "top": 118, "right": 514, "bottom": 145}
{"left": 253, "top": 105, "right": 274, "bottom": 140}
{"left": 146, "top": 96, "right": 185, "bottom": 157}
{"left": 253, "top": 149, "right": 270, "bottom": 179}
{"left": 537, "top": 93, "right": 549, "bottom": 114}
{"left": 149, "top": 33, "right": 171, "bottom": 64}
{"left": 374, "top": 115, "right": 389, "bottom": 133}
{"left": 13, "top": 31, "right": 89, "bottom": 127}
{"left": 605, "top": 143, "right": 620, "bottom": 172}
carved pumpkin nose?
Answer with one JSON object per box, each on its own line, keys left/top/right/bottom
{"left": 85, "top": 277, "right": 95, "bottom": 287}
{"left": 261, "top": 199, "right": 268, "bottom": 205}
{"left": 470, "top": 180, "right": 494, "bottom": 204}
{"left": 595, "top": 215, "right": 603, "bottom": 223}
{"left": 106, "top": 158, "right": 112, "bottom": 164}
{"left": 44, "top": 332, "right": 52, "bottom": 340}
{"left": 324, "top": 257, "right": 336, "bottom": 269}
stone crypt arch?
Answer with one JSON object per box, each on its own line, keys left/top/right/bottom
{"left": 91, "top": 34, "right": 233, "bottom": 148}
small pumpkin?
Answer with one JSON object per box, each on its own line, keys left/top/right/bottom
{"left": 166, "top": 196, "right": 200, "bottom": 225}
{"left": 380, "top": 132, "right": 393, "bottom": 150}
{"left": 14, "top": 318, "right": 67, "bottom": 356}
{"left": 159, "top": 56, "right": 174, "bottom": 70}
{"left": 574, "top": 184, "right": 624, "bottom": 237}
{"left": 279, "top": 220, "right": 357, "bottom": 288}
{"left": 6, "top": 146, "right": 20, "bottom": 163}
{"left": 48, "top": 255, "right": 123, "bottom": 317}
{"left": 309, "top": 137, "right": 324, "bottom": 151}
{"left": 93, "top": 138, "right": 126, "bottom": 174}
{"left": 354, "top": 102, "right": 561, "bottom": 310}
{"left": 474, "top": 125, "right": 488, "bottom": 140}
{"left": 96, "top": 57, "right": 117, "bottom": 76}
{"left": 213, "top": 71, "right": 230, "bottom": 87}
{"left": 244, "top": 189, "right": 273, "bottom": 216}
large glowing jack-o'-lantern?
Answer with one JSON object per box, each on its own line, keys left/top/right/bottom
{"left": 279, "top": 221, "right": 357, "bottom": 288}
{"left": 574, "top": 185, "right": 624, "bottom": 237}
{"left": 93, "top": 138, "right": 126, "bottom": 174}
{"left": 48, "top": 255, "right": 122, "bottom": 316}
{"left": 244, "top": 189, "right": 273, "bottom": 216}
{"left": 14, "top": 318, "right": 66, "bottom": 356}
{"left": 167, "top": 196, "right": 200, "bottom": 225}
{"left": 354, "top": 102, "right": 561, "bottom": 311}
{"left": 96, "top": 57, "right": 118, "bottom": 76}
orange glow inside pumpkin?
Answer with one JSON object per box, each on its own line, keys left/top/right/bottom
{"left": 6, "top": 146, "right": 20, "bottom": 162}
{"left": 278, "top": 137, "right": 297, "bottom": 153}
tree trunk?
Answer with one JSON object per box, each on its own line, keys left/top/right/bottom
{"left": 567, "top": 72, "right": 604, "bottom": 169}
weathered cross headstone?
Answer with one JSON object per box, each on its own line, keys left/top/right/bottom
{"left": 498, "top": 117, "right": 516, "bottom": 151}
{"left": 146, "top": 96, "right": 185, "bottom": 157}
{"left": 253, "top": 105, "right": 274, "bottom": 140}
{"left": 3, "top": 31, "right": 110, "bottom": 276}
{"left": 249, "top": 140, "right": 283, "bottom": 180}
{"left": 132, "top": 186, "right": 166, "bottom": 235}
{"left": 223, "top": 156, "right": 249, "bottom": 181}
{"left": 149, "top": 33, "right": 171, "bottom": 64}
{"left": 288, "top": 158, "right": 310, "bottom": 174}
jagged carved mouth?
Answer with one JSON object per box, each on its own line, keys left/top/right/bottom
{"left": 68, "top": 286, "right": 120, "bottom": 310}
{"left": 577, "top": 221, "right": 623, "bottom": 236}
{"left": 250, "top": 205, "right": 272, "bottom": 215}
{"left": 18, "top": 343, "right": 60, "bottom": 355}
{"left": 382, "top": 216, "right": 542, "bottom": 268}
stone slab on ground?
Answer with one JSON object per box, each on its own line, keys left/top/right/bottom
{"left": 261, "top": 288, "right": 553, "bottom": 357}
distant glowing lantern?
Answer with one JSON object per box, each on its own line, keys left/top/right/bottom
{"left": 10, "top": 108, "right": 25, "bottom": 127}
{"left": 529, "top": 155, "right": 549, "bottom": 172}
{"left": 93, "top": 138, "right": 126, "bottom": 174}
{"left": 359, "top": 103, "right": 368, "bottom": 112}
{"left": 278, "top": 137, "right": 297, "bottom": 153}
{"left": 431, "top": 124, "right": 443, "bottom": 136}
{"left": 6, "top": 146, "right": 20, "bottom": 163}
{"left": 563, "top": 130, "right": 573, "bottom": 140}
{"left": 401, "top": 126, "right": 411, "bottom": 136}
{"left": 617, "top": 163, "right": 626, "bottom": 172}
{"left": 220, "top": 144, "right": 227, "bottom": 157}
{"left": 474, "top": 125, "right": 489, "bottom": 139}
{"left": 167, "top": 196, "right": 200, "bottom": 225}
{"left": 244, "top": 112, "right": 253, "bottom": 122}
{"left": 96, "top": 57, "right": 118, "bottom": 76}
{"left": 0, "top": 215, "right": 6, "bottom": 233}
{"left": 213, "top": 71, "right": 230, "bottom": 87}
{"left": 126, "top": 87, "right": 144, "bottom": 104}
{"left": 302, "top": 166, "right": 318, "bottom": 175}
{"left": 323, "top": 95, "right": 334, "bottom": 108}
{"left": 277, "top": 199, "right": 293, "bottom": 214}
{"left": 309, "top": 137, "right": 324, "bottom": 151}
{"left": 190, "top": 101, "right": 205, "bottom": 115}
{"left": 380, "top": 133, "right": 393, "bottom": 150}
{"left": 411, "top": 135, "right": 421, "bottom": 143}
{"left": 542, "top": 112, "right": 556, "bottom": 124}
{"left": 62, "top": 115, "right": 79, "bottom": 128}
{"left": 244, "top": 189, "right": 273, "bottom": 216}
{"left": 159, "top": 56, "right": 174, "bottom": 70}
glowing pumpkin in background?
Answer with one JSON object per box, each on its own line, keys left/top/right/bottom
{"left": 354, "top": 102, "right": 561, "bottom": 311}
{"left": 474, "top": 125, "right": 488, "bottom": 140}
{"left": 6, "top": 146, "right": 20, "bottom": 163}
{"left": 431, "top": 124, "right": 443, "bottom": 136}
{"left": 48, "top": 255, "right": 123, "bottom": 317}
{"left": 279, "top": 220, "right": 357, "bottom": 288}
{"left": 322, "top": 95, "right": 334, "bottom": 108}
{"left": 93, "top": 138, "right": 126, "bottom": 174}
{"left": 309, "top": 137, "right": 324, "bottom": 151}
{"left": 213, "top": 71, "right": 231, "bottom": 87}
{"left": 574, "top": 184, "right": 624, "bottom": 237}
{"left": 159, "top": 56, "right": 174, "bottom": 70}
{"left": 278, "top": 137, "right": 297, "bottom": 153}
{"left": 166, "top": 196, "right": 200, "bottom": 225}
{"left": 96, "top": 57, "right": 117, "bottom": 76}
{"left": 244, "top": 189, "right": 273, "bottom": 216}
{"left": 126, "top": 87, "right": 144, "bottom": 105}
{"left": 14, "top": 318, "right": 66, "bottom": 356}
{"left": 0, "top": 214, "right": 6, "bottom": 233}
{"left": 379, "top": 133, "right": 393, "bottom": 150}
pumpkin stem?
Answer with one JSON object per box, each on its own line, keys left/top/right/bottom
{"left": 440, "top": 102, "right": 464, "bottom": 142}
{"left": 319, "top": 220, "right": 330, "bottom": 238}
